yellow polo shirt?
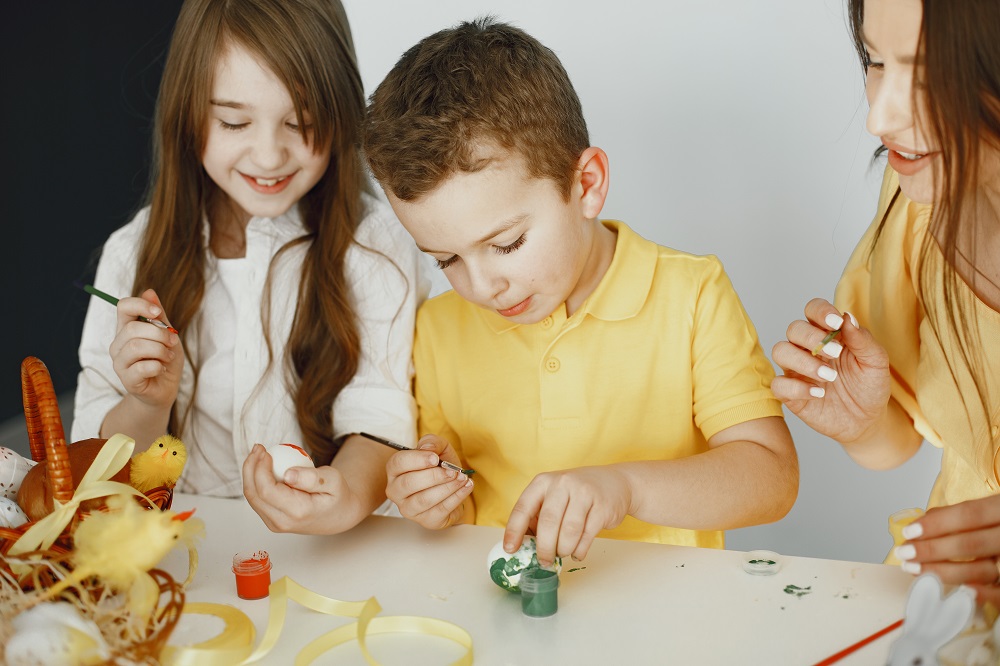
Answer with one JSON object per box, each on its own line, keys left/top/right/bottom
{"left": 413, "top": 220, "right": 783, "bottom": 547}
{"left": 835, "top": 166, "right": 1000, "bottom": 508}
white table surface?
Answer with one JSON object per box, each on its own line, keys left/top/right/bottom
{"left": 159, "top": 493, "right": 914, "bottom": 665}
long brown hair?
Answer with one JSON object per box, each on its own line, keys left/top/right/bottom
{"left": 849, "top": 0, "right": 1000, "bottom": 433}
{"left": 137, "top": 0, "right": 367, "bottom": 464}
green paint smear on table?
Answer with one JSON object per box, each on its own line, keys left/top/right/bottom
{"left": 566, "top": 567, "right": 587, "bottom": 573}
{"left": 784, "top": 584, "right": 813, "bottom": 598}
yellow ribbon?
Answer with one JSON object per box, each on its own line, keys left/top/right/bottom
{"left": 9, "top": 434, "right": 153, "bottom": 556}
{"left": 160, "top": 576, "right": 473, "bottom": 666}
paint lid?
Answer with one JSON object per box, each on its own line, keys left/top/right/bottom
{"left": 742, "top": 550, "right": 781, "bottom": 575}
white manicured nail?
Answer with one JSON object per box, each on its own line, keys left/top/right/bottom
{"left": 822, "top": 341, "right": 843, "bottom": 358}
{"left": 809, "top": 387, "right": 825, "bottom": 398}
{"left": 900, "top": 561, "right": 921, "bottom": 574}
{"left": 894, "top": 544, "right": 916, "bottom": 561}
{"left": 847, "top": 312, "right": 858, "bottom": 327}
{"left": 901, "top": 523, "right": 923, "bottom": 540}
{"left": 825, "top": 313, "right": 844, "bottom": 330}
{"left": 818, "top": 366, "right": 838, "bottom": 382}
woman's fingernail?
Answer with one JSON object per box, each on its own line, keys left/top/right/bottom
{"left": 464, "top": 478, "right": 474, "bottom": 489}
{"left": 285, "top": 469, "right": 299, "bottom": 485}
{"left": 151, "top": 306, "right": 161, "bottom": 316}
{"left": 894, "top": 544, "right": 916, "bottom": 561}
{"left": 809, "top": 386, "right": 826, "bottom": 398}
{"left": 418, "top": 439, "right": 435, "bottom": 450}
{"left": 825, "top": 313, "right": 844, "bottom": 330}
{"left": 822, "top": 341, "right": 843, "bottom": 358}
{"left": 900, "top": 561, "right": 921, "bottom": 574}
{"left": 818, "top": 366, "right": 838, "bottom": 382}
{"left": 846, "top": 312, "right": 858, "bottom": 328}
{"left": 901, "top": 522, "right": 923, "bottom": 540}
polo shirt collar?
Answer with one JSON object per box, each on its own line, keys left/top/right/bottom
{"left": 479, "top": 219, "right": 657, "bottom": 333}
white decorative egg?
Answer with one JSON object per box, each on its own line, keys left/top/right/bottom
{"left": 0, "top": 446, "right": 36, "bottom": 500}
{"left": 266, "top": 442, "right": 315, "bottom": 482}
{"left": 5, "top": 601, "right": 110, "bottom": 666}
{"left": 487, "top": 536, "right": 561, "bottom": 593}
{"left": 0, "top": 496, "right": 29, "bottom": 528}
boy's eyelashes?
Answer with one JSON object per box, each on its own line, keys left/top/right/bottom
{"left": 432, "top": 234, "right": 527, "bottom": 271}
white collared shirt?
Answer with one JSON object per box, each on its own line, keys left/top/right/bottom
{"left": 73, "top": 193, "right": 428, "bottom": 497}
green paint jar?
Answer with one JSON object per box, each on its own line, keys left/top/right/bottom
{"left": 520, "top": 569, "right": 559, "bottom": 617}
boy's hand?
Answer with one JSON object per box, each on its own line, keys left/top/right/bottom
{"left": 109, "top": 288, "right": 183, "bottom": 410}
{"left": 242, "top": 444, "right": 364, "bottom": 534}
{"left": 504, "top": 466, "right": 632, "bottom": 567}
{"left": 893, "top": 495, "right": 1000, "bottom": 607}
{"left": 771, "top": 298, "right": 891, "bottom": 444}
{"left": 385, "top": 434, "right": 473, "bottom": 530}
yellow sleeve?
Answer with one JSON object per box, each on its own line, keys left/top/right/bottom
{"left": 691, "top": 257, "right": 785, "bottom": 439}
{"left": 833, "top": 165, "right": 940, "bottom": 447}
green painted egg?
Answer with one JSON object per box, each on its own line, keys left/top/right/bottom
{"left": 487, "top": 536, "right": 561, "bottom": 593}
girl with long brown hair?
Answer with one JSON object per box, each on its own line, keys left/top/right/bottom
{"left": 73, "top": 0, "right": 426, "bottom": 534}
{"left": 772, "top": 0, "right": 1000, "bottom": 605}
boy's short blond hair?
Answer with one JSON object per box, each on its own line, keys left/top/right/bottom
{"left": 362, "top": 17, "right": 590, "bottom": 201}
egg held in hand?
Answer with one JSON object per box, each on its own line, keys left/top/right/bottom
{"left": 487, "top": 536, "right": 562, "bottom": 593}
{"left": 266, "top": 443, "right": 315, "bottom": 483}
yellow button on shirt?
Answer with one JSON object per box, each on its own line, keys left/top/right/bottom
{"left": 414, "top": 221, "right": 783, "bottom": 548}
{"left": 835, "top": 166, "right": 1000, "bottom": 509}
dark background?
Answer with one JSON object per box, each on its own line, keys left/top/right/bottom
{"left": 2, "top": 2, "right": 184, "bottom": 422}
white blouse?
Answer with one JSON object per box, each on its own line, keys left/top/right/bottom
{"left": 73, "top": 193, "right": 429, "bottom": 497}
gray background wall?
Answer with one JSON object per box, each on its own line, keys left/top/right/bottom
{"left": 2, "top": 0, "right": 942, "bottom": 564}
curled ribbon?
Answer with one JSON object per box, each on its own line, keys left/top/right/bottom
{"left": 160, "top": 576, "right": 473, "bottom": 665}
{"left": 9, "top": 434, "right": 153, "bottom": 556}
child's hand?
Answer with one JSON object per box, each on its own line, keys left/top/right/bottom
{"left": 109, "top": 288, "right": 183, "bottom": 411}
{"left": 771, "top": 298, "right": 892, "bottom": 444}
{"left": 385, "top": 434, "right": 473, "bottom": 530}
{"left": 892, "top": 494, "right": 1000, "bottom": 607}
{"left": 242, "top": 444, "right": 363, "bottom": 534}
{"left": 504, "top": 466, "right": 632, "bottom": 568}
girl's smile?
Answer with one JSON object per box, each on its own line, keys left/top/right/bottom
{"left": 239, "top": 171, "right": 296, "bottom": 194}
{"left": 882, "top": 139, "right": 939, "bottom": 178}
{"left": 497, "top": 296, "right": 532, "bottom": 318}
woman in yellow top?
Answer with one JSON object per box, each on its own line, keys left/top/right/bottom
{"left": 772, "top": 0, "right": 1000, "bottom": 605}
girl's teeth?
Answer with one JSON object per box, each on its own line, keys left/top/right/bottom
{"left": 254, "top": 176, "right": 285, "bottom": 186}
{"left": 897, "top": 151, "right": 924, "bottom": 161}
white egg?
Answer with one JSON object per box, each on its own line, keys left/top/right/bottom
{"left": 266, "top": 442, "right": 315, "bottom": 482}
{"left": 0, "top": 446, "right": 36, "bottom": 500}
{"left": 487, "top": 536, "right": 561, "bottom": 593}
{"left": 5, "top": 601, "right": 110, "bottom": 666}
{"left": 0, "top": 496, "right": 29, "bottom": 528}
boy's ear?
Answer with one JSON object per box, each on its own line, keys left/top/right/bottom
{"left": 576, "top": 146, "right": 610, "bottom": 219}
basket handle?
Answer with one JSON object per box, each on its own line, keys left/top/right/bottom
{"left": 21, "top": 357, "right": 74, "bottom": 504}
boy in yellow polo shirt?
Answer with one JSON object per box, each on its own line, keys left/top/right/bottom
{"left": 362, "top": 18, "right": 798, "bottom": 566}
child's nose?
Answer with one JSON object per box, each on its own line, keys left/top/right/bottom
{"left": 250, "top": 129, "right": 288, "bottom": 171}
{"left": 865, "top": 71, "right": 914, "bottom": 139}
{"left": 467, "top": 262, "right": 507, "bottom": 304}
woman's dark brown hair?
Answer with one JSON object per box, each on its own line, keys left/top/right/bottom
{"left": 849, "top": 0, "right": 1000, "bottom": 436}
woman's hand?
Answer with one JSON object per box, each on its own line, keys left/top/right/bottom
{"left": 771, "top": 298, "right": 892, "bottom": 444}
{"left": 108, "top": 288, "right": 183, "bottom": 411}
{"left": 385, "top": 434, "right": 474, "bottom": 530}
{"left": 503, "top": 466, "right": 632, "bottom": 568}
{"left": 893, "top": 495, "right": 1000, "bottom": 607}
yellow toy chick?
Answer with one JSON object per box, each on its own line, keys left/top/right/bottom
{"left": 129, "top": 434, "right": 187, "bottom": 493}
{"left": 42, "top": 494, "right": 204, "bottom": 620}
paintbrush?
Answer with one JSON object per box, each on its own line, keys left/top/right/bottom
{"left": 811, "top": 327, "right": 841, "bottom": 357}
{"left": 81, "top": 283, "right": 180, "bottom": 334}
{"left": 360, "top": 432, "right": 475, "bottom": 475}
{"left": 811, "top": 618, "right": 903, "bottom": 666}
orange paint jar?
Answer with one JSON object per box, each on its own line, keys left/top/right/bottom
{"left": 232, "top": 550, "right": 272, "bottom": 599}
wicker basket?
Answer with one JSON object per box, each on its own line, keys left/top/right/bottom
{"left": 0, "top": 357, "right": 173, "bottom": 556}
